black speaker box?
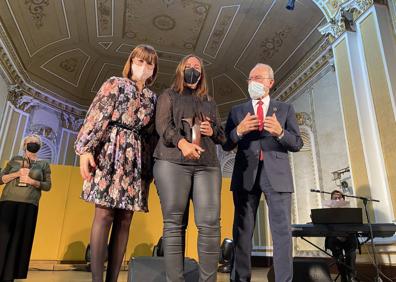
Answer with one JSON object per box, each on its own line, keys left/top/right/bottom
{"left": 128, "top": 256, "right": 199, "bottom": 282}
{"left": 267, "top": 257, "right": 332, "bottom": 282}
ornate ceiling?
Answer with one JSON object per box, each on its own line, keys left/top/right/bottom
{"left": 0, "top": 0, "right": 325, "bottom": 119}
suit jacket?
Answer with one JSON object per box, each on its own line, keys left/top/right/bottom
{"left": 222, "top": 98, "right": 303, "bottom": 192}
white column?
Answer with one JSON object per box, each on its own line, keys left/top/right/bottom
{"left": 341, "top": 7, "right": 394, "bottom": 223}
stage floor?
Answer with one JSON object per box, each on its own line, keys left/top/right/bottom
{"left": 18, "top": 268, "right": 269, "bottom": 281}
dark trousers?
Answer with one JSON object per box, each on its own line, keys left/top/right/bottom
{"left": 154, "top": 160, "right": 221, "bottom": 282}
{"left": 231, "top": 162, "right": 293, "bottom": 282}
{"left": 326, "top": 236, "right": 358, "bottom": 282}
{"left": 0, "top": 201, "right": 38, "bottom": 282}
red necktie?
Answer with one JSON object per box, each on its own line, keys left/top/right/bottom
{"left": 257, "top": 100, "right": 264, "bottom": 131}
{"left": 257, "top": 100, "right": 264, "bottom": 160}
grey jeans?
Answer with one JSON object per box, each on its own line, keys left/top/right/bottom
{"left": 154, "top": 160, "right": 221, "bottom": 282}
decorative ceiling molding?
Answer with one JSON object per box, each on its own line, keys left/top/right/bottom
{"left": 61, "top": 112, "right": 84, "bottom": 131}
{"left": 90, "top": 63, "right": 122, "bottom": 93}
{"left": 98, "top": 41, "right": 113, "bottom": 50}
{"left": 7, "top": 88, "right": 85, "bottom": 131}
{"left": 40, "top": 48, "right": 90, "bottom": 87}
{"left": 8, "top": 88, "right": 40, "bottom": 113}
{"left": 0, "top": 22, "right": 87, "bottom": 117}
{"left": 211, "top": 73, "right": 247, "bottom": 103}
{"left": 272, "top": 38, "right": 333, "bottom": 101}
{"left": 233, "top": 0, "right": 323, "bottom": 79}
{"left": 24, "top": 0, "right": 50, "bottom": 29}
{"left": 0, "top": 46, "right": 85, "bottom": 116}
{"left": 259, "top": 26, "right": 291, "bottom": 59}
{"left": 123, "top": 0, "right": 210, "bottom": 50}
{"left": 115, "top": 43, "right": 212, "bottom": 66}
{"left": 116, "top": 43, "right": 183, "bottom": 63}
{"left": 203, "top": 5, "right": 240, "bottom": 59}
{"left": 233, "top": 0, "right": 277, "bottom": 78}
{"left": 275, "top": 19, "right": 324, "bottom": 75}
{"left": 318, "top": 19, "right": 346, "bottom": 39}
{"left": 315, "top": 0, "right": 374, "bottom": 40}
{"left": 0, "top": 0, "right": 326, "bottom": 117}
{"left": 5, "top": 0, "right": 70, "bottom": 57}
{"left": 95, "top": 0, "right": 114, "bottom": 37}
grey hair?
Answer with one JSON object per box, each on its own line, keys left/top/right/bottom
{"left": 21, "top": 134, "right": 42, "bottom": 152}
{"left": 252, "top": 63, "right": 274, "bottom": 79}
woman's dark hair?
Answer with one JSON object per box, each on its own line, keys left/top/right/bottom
{"left": 171, "top": 54, "right": 208, "bottom": 98}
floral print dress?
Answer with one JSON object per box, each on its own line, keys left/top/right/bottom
{"left": 75, "top": 76, "right": 157, "bottom": 211}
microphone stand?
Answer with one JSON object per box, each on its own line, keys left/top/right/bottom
{"left": 344, "top": 194, "right": 381, "bottom": 282}
{"left": 312, "top": 189, "right": 382, "bottom": 281}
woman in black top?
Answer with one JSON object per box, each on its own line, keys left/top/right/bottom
{"left": 154, "top": 55, "right": 225, "bottom": 282}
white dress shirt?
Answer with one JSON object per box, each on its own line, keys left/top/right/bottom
{"left": 252, "top": 95, "right": 270, "bottom": 117}
{"left": 236, "top": 94, "right": 284, "bottom": 139}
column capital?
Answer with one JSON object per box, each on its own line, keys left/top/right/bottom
{"left": 317, "top": 0, "right": 374, "bottom": 41}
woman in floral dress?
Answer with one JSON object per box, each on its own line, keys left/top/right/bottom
{"left": 75, "top": 44, "right": 158, "bottom": 282}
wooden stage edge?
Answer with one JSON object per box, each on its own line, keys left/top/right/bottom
{"left": 252, "top": 256, "right": 396, "bottom": 280}
{"left": 30, "top": 256, "right": 395, "bottom": 272}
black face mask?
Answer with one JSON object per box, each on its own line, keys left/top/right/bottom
{"left": 184, "top": 68, "right": 201, "bottom": 85}
{"left": 26, "top": 142, "right": 40, "bottom": 153}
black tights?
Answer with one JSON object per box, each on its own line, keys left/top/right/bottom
{"left": 90, "top": 205, "right": 133, "bottom": 282}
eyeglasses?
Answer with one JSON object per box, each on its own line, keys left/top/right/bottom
{"left": 132, "top": 58, "right": 155, "bottom": 69}
{"left": 247, "top": 76, "right": 273, "bottom": 83}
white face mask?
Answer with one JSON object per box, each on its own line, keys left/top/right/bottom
{"left": 132, "top": 64, "right": 153, "bottom": 82}
{"left": 248, "top": 81, "right": 269, "bottom": 100}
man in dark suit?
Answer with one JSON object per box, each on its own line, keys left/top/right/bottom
{"left": 222, "top": 64, "right": 303, "bottom": 282}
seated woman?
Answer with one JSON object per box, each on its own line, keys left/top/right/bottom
{"left": 325, "top": 190, "right": 359, "bottom": 282}
{"left": 0, "top": 134, "right": 52, "bottom": 282}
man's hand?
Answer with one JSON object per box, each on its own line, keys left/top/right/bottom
{"left": 264, "top": 113, "right": 283, "bottom": 137}
{"left": 236, "top": 113, "right": 259, "bottom": 136}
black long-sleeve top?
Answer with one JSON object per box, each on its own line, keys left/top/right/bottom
{"left": 154, "top": 88, "right": 225, "bottom": 166}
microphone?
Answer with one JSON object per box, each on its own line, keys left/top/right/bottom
{"left": 286, "top": 0, "right": 295, "bottom": 10}
{"left": 310, "top": 189, "right": 321, "bottom": 193}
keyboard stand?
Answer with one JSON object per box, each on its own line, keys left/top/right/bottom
{"left": 296, "top": 235, "right": 371, "bottom": 281}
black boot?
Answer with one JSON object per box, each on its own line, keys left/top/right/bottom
{"left": 345, "top": 249, "right": 358, "bottom": 281}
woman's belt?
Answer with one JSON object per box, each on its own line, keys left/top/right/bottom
{"left": 109, "top": 121, "right": 140, "bottom": 134}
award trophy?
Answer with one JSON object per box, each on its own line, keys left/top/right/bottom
{"left": 17, "top": 158, "right": 30, "bottom": 187}
{"left": 182, "top": 112, "right": 205, "bottom": 146}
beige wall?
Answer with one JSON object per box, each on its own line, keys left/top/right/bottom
{"left": 329, "top": 5, "right": 396, "bottom": 223}
{"left": 57, "top": 129, "right": 78, "bottom": 166}
{"left": 0, "top": 105, "right": 29, "bottom": 166}
{"left": 0, "top": 75, "right": 7, "bottom": 122}
{"left": 333, "top": 38, "right": 371, "bottom": 206}
{"left": 359, "top": 12, "right": 396, "bottom": 217}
